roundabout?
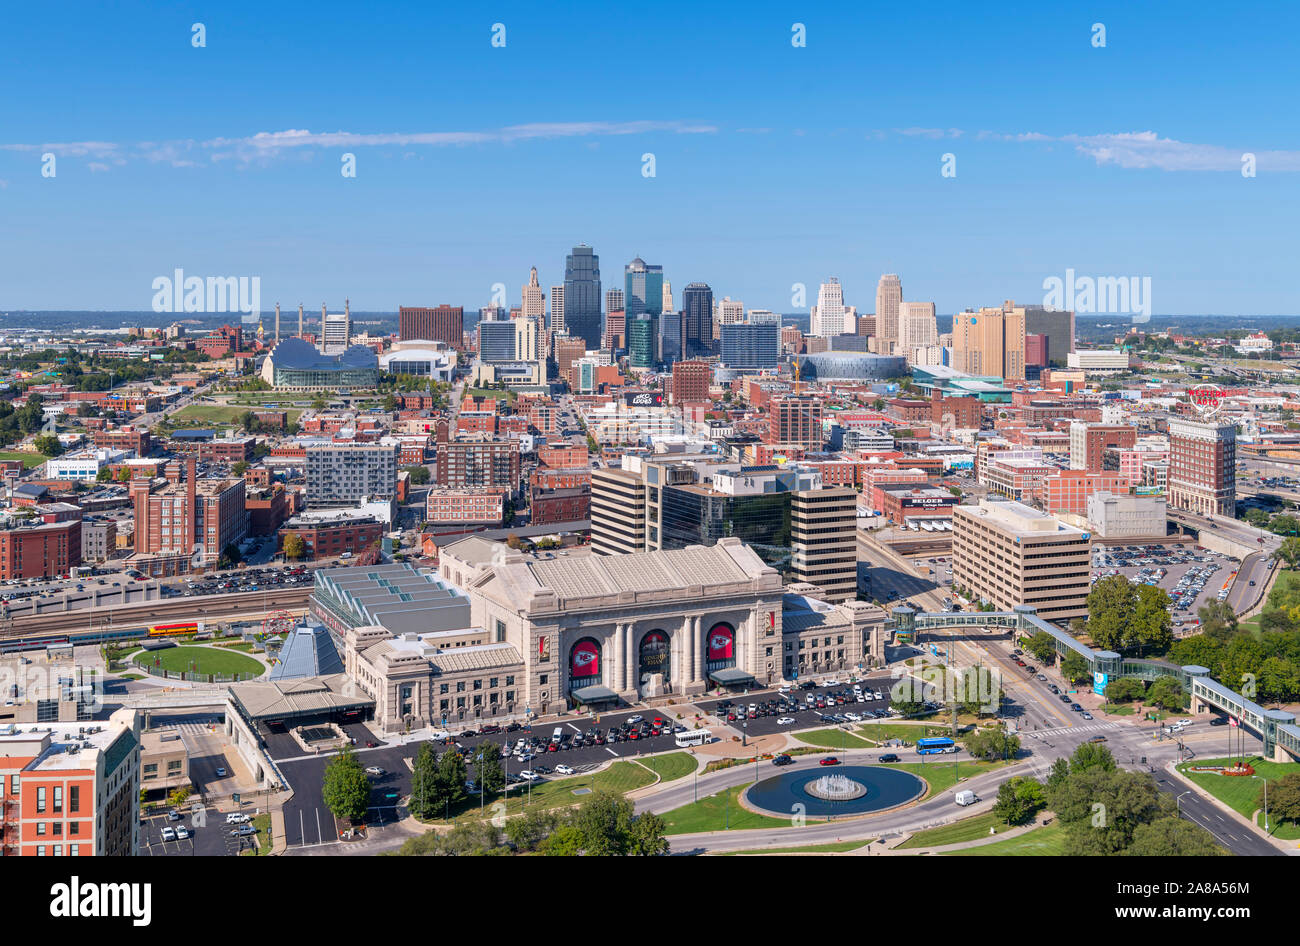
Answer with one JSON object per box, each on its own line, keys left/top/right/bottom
{"left": 744, "top": 765, "right": 926, "bottom": 819}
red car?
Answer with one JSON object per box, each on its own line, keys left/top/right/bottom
{"left": 819, "top": 756, "right": 841, "bottom": 766}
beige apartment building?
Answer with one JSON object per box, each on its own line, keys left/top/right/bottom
{"left": 952, "top": 498, "right": 1090, "bottom": 625}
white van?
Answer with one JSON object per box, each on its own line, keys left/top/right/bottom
{"left": 954, "top": 790, "right": 977, "bottom": 807}
{"left": 551, "top": 727, "right": 564, "bottom": 743}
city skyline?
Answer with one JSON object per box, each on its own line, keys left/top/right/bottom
{"left": 2, "top": 1, "right": 1298, "bottom": 315}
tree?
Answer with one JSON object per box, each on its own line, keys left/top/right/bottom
{"left": 322, "top": 746, "right": 371, "bottom": 823}
{"left": 1104, "top": 677, "right": 1146, "bottom": 703}
{"left": 402, "top": 465, "right": 430, "bottom": 485}
{"left": 435, "top": 749, "right": 468, "bottom": 810}
{"left": 1146, "top": 676, "right": 1187, "bottom": 711}
{"left": 962, "top": 726, "right": 1020, "bottom": 761}
{"left": 33, "top": 434, "right": 63, "bottom": 457}
{"left": 1127, "top": 817, "right": 1223, "bottom": 856}
{"left": 473, "top": 743, "right": 505, "bottom": 795}
{"left": 1061, "top": 650, "right": 1091, "bottom": 685}
{"left": 1261, "top": 773, "right": 1300, "bottom": 826}
{"left": 992, "top": 776, "right": 1045, "bottom": 826}
{"left": 1069, "top": 741, "right": 1117, "bottom": 773}
{"left": 1024, "top": 630, "right": 1059, "bottom": 666}
{"left": 282, "top": 533, "right": 306, "bottom": 561}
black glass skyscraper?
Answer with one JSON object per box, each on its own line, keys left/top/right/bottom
{"left": 681, "top": 282, "right": 713, "bottom": 357}
{"left": 563, "top": 244, "right": 602, "bottom": 349}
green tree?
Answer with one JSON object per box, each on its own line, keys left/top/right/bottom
{"left": 962, "top": 726, "right": 1020, "bottom": 761}
{"left": 992, "top": 776, "right": 1045, "bottom": 826}
{"left": 1127, "top": 817, "right": 1223, "bottom": 856}
{"left": 1024, "top": 630, "right": 1059, "bottom": 666}
{"left": 33, "top": 433, "right": 63, "bottom": 457}
{"left": 282, "top": 533, "right": 305, "bottom": 561}
{"left": 1145, "top": 676, "right": 1187, "bottom": 711}
{"left": 322, "top": 746, "right": 371, "bottom": 823}
{"left": 1061, "top": 650, "right": 1091, "bottom": 685}
{"left": 1069, "top": 741, "right": 1117, "bottom": 774}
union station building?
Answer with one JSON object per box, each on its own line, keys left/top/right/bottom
{"left": 308, "top": 539, "right": 885, "bottom": 732}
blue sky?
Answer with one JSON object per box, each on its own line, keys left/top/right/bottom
{"left": 1, "top": 0, "right": 1297, "bottom": 316}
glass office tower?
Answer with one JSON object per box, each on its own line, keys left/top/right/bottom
{"left": 563, "top": 244, "right": 602, "bottom": 349}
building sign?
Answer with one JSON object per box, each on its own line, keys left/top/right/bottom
{"left": 570, "top": 639, "right": 600, "bottom": 679}
{"left": 624, "top": 391, "right": 664, "bottom": 407}
{"left": 707, "top": 623, "right": 734, "bottom": 662}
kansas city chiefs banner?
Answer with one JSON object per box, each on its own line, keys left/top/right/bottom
{"left": 708, "top": 624, "right": 734, "bottom": 661}
{"left": 570, "top": 639, "right": 600, "bottom": 678}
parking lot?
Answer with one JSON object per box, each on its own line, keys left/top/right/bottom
{"left": 1092, "top": 543, "right": 1240, "bottom": 630}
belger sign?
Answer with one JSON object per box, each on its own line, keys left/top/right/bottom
{"left": 1188, "top": 383, "right": 1226, "bottom": 417}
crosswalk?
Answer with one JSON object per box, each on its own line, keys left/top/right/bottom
{"left": 1028, "top": 721, "right": 1124, "bottom": 738}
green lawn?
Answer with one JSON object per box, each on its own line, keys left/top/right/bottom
{"left": 661, "top": 784, "right": 793, "bottom": 835}
{"left": 897, "top": 810, "right": 1014, "bottom": 848}
{"left": 134, "top": 645, "right": 263, "bottom": 677}
{"left": 0, "top": 450, "right": 46, "bottom": 469}
{"left": 718, "top": 840, "right": 869, "bottom": 855}
{"left": 1178, "top": 756, "right": 1300, "bottom": 840}
{"left": 944, "top": 822, "right": 1066, "bottom": 856}
{"left": 636, "top": 752, "right": 697, "bottom": 783}
{"left": 794, "top": 728, "right": 876, "bottom": 750}
{"left": 426, "top": 759, "right": 658, "bottom": 825}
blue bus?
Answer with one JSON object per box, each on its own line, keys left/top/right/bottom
{"left": 916, "top": 736, "right": 956, "bottom": 755}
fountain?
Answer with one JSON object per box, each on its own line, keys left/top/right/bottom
{"left": 806, "top": 773, "right": 868, "bottom": 801}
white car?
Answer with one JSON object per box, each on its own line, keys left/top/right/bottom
{"left": 554, "top": 764, "right": 575, "bottom": 776}
{"left": 777, "top": 716, "right": 796, "bottom": 725}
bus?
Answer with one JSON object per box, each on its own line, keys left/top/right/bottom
{"left": 916, "top": 736, "right": 957, "bottom": 755}
{"left": 675, "top": 729, "right": 712, "bottom": 748}
{"left": 148, "top": 621, "right": 200, "bottom": 638}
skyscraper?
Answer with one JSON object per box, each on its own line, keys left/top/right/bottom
{"left": 563, "top": 244, "right": 602, "bottom": 349}
{"left": 522, "top": 267, "right": 545, "bottom": 320}
{"left": 811, "top": 279, "right": 847, "bottom": 336}
{"left": 549, "top": 285, "right": 565, "bottom": 334}
{"left": 876, "top": 274, "right": 903, "bottom": 353}
{"left": 681, "top": 282, "right": 714, "bottom": 358}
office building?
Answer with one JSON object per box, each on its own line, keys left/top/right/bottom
{"left": 304, "top": 440, "right": 400, "bottom": 507}
{"left": 0, "top": 708, "right": 142, "bottom": 856}
{"left": 719, "top": 322, "right": 779, "bottom": 369}
{"left": 875, "top": 274, "right": 903, "bottom": 353}
{"left": 549, "top": 284, "right": 565, "bottom": 334}
{"left": 681, "top": 282, "right": 714, "bottom": 357}
{"left": 399, "top": 305, "right": 463, "bottom": 348}
{"left": 1167, "top": 419, "right": 1236, "bottom": 517}
{"left": 564, "top": 245, "right": 603, "bottom": 349}
{"left": 811, "top": 278, "right": 847, "bottom": 336}
{"left": 952, "top": 499, "right": 1090, "bottom": 625}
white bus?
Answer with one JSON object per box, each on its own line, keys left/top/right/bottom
{"left": 675, "top": 729, "right": 712, "bottom": 748}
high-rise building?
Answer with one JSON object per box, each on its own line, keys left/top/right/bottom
{"left": 898, "top": 301, "right": 937, "bottom": 359}
{"left": 549, "top": 285, "right": 565, "bottom": 334}
{"left": 1167, "top": 419, "right": 1236, "bottom": 517}
{"left": 681, "top": 282, "right": 714, "bottom": 358}
{"left": 672, "top": 360, "right": 712, "bottom": 405}
{"left": 605, "top": 287, "right": 624, "bottom": 316}
{"left": 305, "top": 440, "right": 400, "bottom": 507}
{"left": 767, "top": 395, "right": 824, "bottom": 449}
{"left": 399, "top": 305, "right": 463, "bottom": 349}
{"left": 720, "top": 323, "right": 779, "bottom": 369}
{"left": 564, "top": 244, "right": 602, "bottom": 349}
{"left": 875, "top": 274, "right": 903, "bottom": 353}
{"left": 811, "top": 279, "right": 847, "bottom": 336}
{"left": 522, "top": 267, "right": 545, "bottom": 320}
{"left": 624, "top": 257, "right": 664, "bottom": 319}
{"left": 950, "top": 304, "right": 1026, "bottom": 380}
{"left": 952, "top": 499, "right": 1090, "bottom": 625}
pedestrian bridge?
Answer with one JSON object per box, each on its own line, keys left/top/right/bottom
{"left": 890, "top": 604, "right": 1300, "bottom": 762}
